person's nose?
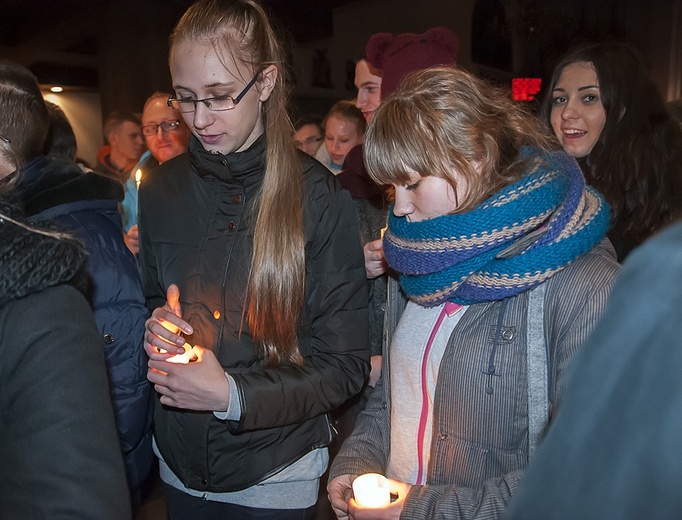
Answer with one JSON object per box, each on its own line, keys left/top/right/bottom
{"left": 192, "top": 102, "right": 213, "bottom": 129}
{"left": 157, "top": 127, "right": 172, "bottom": 141}
{"left": 332, "top": 140, "right": 341, "bottom": 153}
{"left": 561, "top": 99, "right": 580, "bottom": 120}
{"left": 392, "top": 188, "right": 413, "bottom": 218}
{"left": 356, "top": 92, "right": 366, "bottom": 110}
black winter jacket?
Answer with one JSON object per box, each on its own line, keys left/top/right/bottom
{"left": 16, "top": 156, "right": 153, "bottom": 492}
{"left": 139, "top": 135, "right": 370, "bottom": 492}
{"left": 0, "top": 200, "right": 131, "bottom": 519}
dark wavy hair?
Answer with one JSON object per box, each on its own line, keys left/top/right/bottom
{"left": 541, "top": 42, "right": 682, "bottom": 247}
{"left": 44, "top": 101, "right": 78, "bottom": 160}
{"left": 0, "top": 60, "right": 48, "bottom": 158}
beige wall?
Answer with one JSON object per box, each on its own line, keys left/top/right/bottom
{"left": 42, "top": 90, "right": 103, "bottom": 168}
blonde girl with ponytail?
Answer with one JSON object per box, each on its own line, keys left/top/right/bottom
{"left": 140, "top": 1, "right": 369, "bottom": 517}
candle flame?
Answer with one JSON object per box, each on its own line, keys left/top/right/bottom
{"left": 157, "top": 318, "right": 194, "bottom": 364}
{"left": 135, "top": 169, "right": 142, "bottom": 184}
{"left": 165, "top": 342, "right": 194, "bottom": 364}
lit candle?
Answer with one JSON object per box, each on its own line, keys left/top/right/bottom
{"left": 135, "top": 168, "right": 142, "bottom": 189}
{"left": 159, "top": 319, "right": 194, "bottom": 364}
{"left": 352, "top": 473, "right": 391, "bottom": 508}
{"left": 165, "top": 341, "right": 194, "bottom": 364}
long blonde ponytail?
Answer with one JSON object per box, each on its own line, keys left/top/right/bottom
{"left": 171, "top": 0, "right": 305, "bottom": 365}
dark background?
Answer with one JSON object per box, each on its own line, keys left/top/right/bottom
{"left": 1, "top": 0, "right": 678, "bottom": 117}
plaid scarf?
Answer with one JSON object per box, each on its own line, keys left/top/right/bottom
{"left": 383, "top": 148, "right": 610, "bottom": 306}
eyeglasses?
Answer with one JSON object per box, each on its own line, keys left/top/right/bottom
{"left": 0, "top": 134, "right": 10, "bottom": 144}
{"left": 167, "top": 72, "right": 261, "bottom": 113}
{"left": 141, "top": 119, "right": 182, "bottom": 136}
{"left": 295, "top": 136, "right": 322, "bottom": 147}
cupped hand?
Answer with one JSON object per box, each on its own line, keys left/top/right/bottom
{"left": 364, "top": 239, "right": 387, "bottom": 279}
{"left": 328, "top": 474, "right": 355, "bottom": 520}
{"left": 124, "top": 225, "right": 139, "bottom": 255}
{"left": 144, "top": 284, "right": 194, "bottom": 360}
{"left": 147, "top": 345, "right": 230, "bottom": 411}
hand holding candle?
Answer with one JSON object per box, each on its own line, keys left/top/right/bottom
{"left": 157, "top": 314, "right": 195, "bottom": 364}
{"left": 364, "top": 239, "right": 387, "bottom": 279}
{"left": 144, "top": 285, "right": 231, "bottom": 411}
{"left": 144, "top": 284, "right": 194, "bottom": 363}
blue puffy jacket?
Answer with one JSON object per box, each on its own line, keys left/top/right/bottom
{"left": 18, "top": 155, "right": 153, "bottom": 493}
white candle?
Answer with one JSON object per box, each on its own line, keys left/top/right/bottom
{"left": 352, "top": 473, "right": 391, "bottom": 508}
{"left": 135, "top": 168, "right": 142, "bottom": 189}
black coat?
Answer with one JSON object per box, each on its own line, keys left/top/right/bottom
{"left": 139, "top": 136, "right": 370, "bottom": 492}
{"left": 17, "top": 156, "right": 153, "bottom": 492}
{"left": 0, "top": 201, "right": 131, "bottom": 519}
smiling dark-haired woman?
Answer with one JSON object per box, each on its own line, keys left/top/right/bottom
{"left": 542, "top": 41, "right": 682, "bottom": 261}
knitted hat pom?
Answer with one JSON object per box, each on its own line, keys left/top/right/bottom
{"left": 366, "top": 26, "right": 460, "bottom": 99}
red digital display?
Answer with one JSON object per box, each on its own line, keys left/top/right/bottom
{"left": 512, "top": 78, "right": 542, "bottom": 101}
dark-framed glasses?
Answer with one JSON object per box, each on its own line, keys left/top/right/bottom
{"left": 141, "top": 119, "right": 182, "bottom": 136}
{"left": 167, "top": 72, "right": 261, "bottom": 113}
{"left": 295, "top": 136, "right": 322, "bottom": 148}
{"left": 0, "top": 134, "right": 10, "bottom": 144}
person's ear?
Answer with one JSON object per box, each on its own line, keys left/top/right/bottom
{"left": 258, "top": 65, "right": 278, "bottom": 102}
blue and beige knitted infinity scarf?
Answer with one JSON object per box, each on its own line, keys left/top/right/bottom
{"left": 383, "top": 148, "right": 611, "bottom": 307}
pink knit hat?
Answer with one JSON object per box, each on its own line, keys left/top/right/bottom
{"left": 366, "top": 26, "right": 460, "bottom": 99}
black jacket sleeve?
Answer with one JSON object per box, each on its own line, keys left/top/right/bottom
{"left": 0, "top": 285, "right": 132, "bottom": 519}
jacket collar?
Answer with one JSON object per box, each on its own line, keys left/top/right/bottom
{"left": 17, "top": 155, "right": 124, "bottom": 217}
{"left": 189, "top": 134, "right": 266, "bottom": 192}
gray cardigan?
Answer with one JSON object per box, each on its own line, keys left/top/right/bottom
{"left": 329, "top": 239, "right": 620, "bottom": 519}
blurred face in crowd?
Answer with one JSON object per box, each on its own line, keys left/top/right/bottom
{"left": 354, "top": 60, "right": 382, "bottom": 122}
{"left": 109, "top": 121, "right": 145, "bottom": 164}
{"left": 141, "top": 97, "right": 190, "bottom": 164}
{"left": 550, "top": 61, "right": 607, "bottom": 159}
{"left": 293, "top": 123, "right": 323, "bottom": 156}
{"left": 392, "top": 168, "right": 468, "bottom": 222}
{"left": 169, "top": 40, "right": 276, "bottom": 156}
{"left": 324, "top": 115, "right": 364, "bottom": 168}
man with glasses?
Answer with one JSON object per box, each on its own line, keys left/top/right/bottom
{"left": 122, "top": 92, "right": 190, "bottom": 254}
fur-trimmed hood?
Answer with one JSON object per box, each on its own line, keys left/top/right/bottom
{"left": 17, "top": 155, "right": 123, "bottom": 217}
{"left": 0, "top": 199, "right": 88, "bottom": 308}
